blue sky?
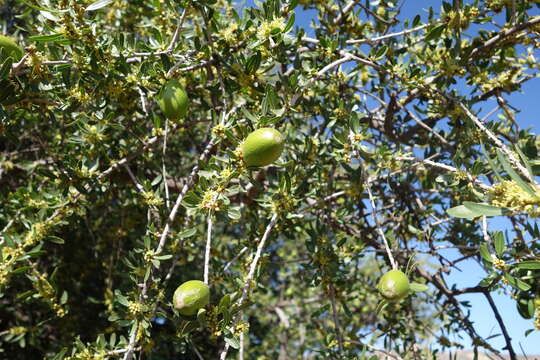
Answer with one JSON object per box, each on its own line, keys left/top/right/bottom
{"left": 238, "top": 0, "right": 540, "bottom": 354}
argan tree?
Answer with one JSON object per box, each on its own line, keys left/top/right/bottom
{"left": 1, "top": 0, "right": 540, "bottom": 359}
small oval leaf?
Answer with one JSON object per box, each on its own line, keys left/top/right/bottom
{"left": 86, "top": 0, "right": 113, "bottom": 11}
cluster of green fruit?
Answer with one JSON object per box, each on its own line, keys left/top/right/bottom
{"left": 158, "top": 79, "right": 284, "bottom": 167}
{"left": 158, "top": 79, "right": 285, "bottom": 316}
{"left": 159, "top": 79, "right": 414, "bottom": 315}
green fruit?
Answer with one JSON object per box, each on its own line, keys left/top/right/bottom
{"left": 0, "top": 35, "right": 23, "bottom": 62}
{"left": 377, "top": 270, "right": 410, "bottom": 301}
{"left": 241, "top": 128, "right": 284, "bottom": 167}
{"left": 173, "top": 280, "right": 210, "bottom": 316}
{"left": 157, "top": 79, "right": 188, "bottom": 120}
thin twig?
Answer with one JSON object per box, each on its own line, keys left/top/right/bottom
{"left": 123, "top": 138, "right": 216, "bottom": 360}
{"left": 166, "top": 9, "right": 187, "bottom": 53}
{"left": 356, "top": 2, "right": 397, "bottom": 25}
{"left": 223, "top": 246, "right": 248, "bottom": 272}
{"left": 344, "top": 339, "right": 404, "bottom": 360}
{"left": 328, "top": 283, "right": 344, "bottom": 353}
{"left": 396, "top": 102, "right": 450, "bottom": 146}
{"left": 483, "top": 291, "right": 517, "bottom": 360}
{"left": 11, "top": 53, "right": 29, "bottom": 72}
{"left": 219, "top": 213, "right": 278, "bottom": 360}
{"left": 397, "top": 156, "right": 490, "bottom": 190}
{"left": 335, "top": 0, "right": 358, "bottom": 24}
{"left": 346, "top": 23, "right": 430, "bottom": 44}
{"left": 365, "top": 179, "right": 397, "bottom": 270}
{"left": 204, "top": 214, "right": 213, "bottom": 284}
{"left": 123, "top": 165, "right": 144, "bottom": 192}
{"left": 469, "top": 16, "right": 540, "bottom": 58}
{"left": 162, "top": 119, "right": 171, "bottom": 209}
{"left": 137, "top": 87, "right": 148, "bottom": 115}
{"left": 458, "top": 101, "right": 534, "bottom": 183}
{"left": 482, "top": 216, "right": 493, "bottom": 248}
{"left": 104, "top": 347, "right": 140, "bottom": 357}
{"left": 239, "top": 332, "right": 244, "bottom": 360}
{"left": 189, "top": 338, "right": 205, "bottom": 360}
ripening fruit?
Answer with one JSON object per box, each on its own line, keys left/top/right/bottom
{"left": 157, "top": 79, "right": 188, "bottom": 120}
{"left": 173, "top": 280, "right": 210, "bottom": 316}
{"left": 0, "top": 35, "right": 23, "bottom": 62}
{"left": 241, "top": 128, "right": 284, "bottom": 167}
{"left": 377, "top": 270, "right": 410, "bottom": 301}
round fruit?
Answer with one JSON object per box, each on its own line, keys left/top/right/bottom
{"left": 0, "top": 35, "right": 23, "bottom": 62}
{"left": 173, "top": 280, "right": 210, "bottom": 316}
{"left": 157, "top": 79, "right": 188, "bottom": 120}
{"left": 377, "top": 270, "right": 410, "bottom": 301}
{"left": 241, "top": 128, "right": 284, "bottom": 167}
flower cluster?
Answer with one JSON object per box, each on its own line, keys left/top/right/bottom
{"left": 491, "top": 255, "right": 507, "bottom": 271}
{"left": 488, "top": 180, "right": 540, "bottom": 216}
{"left": 128, "top": 301, "right": 143, "bottom": 316}
{"left": 142, "top": 191, "right": 164, "bottom": 207}
{"left": 256, "top": 18, "right": 286, "bottom": 41}
{"left": 200, "top": 190, "right": 221, "bottom": 212}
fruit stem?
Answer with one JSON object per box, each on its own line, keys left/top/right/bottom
{"left": 365, "top": 179, "right": 398, "bottom": 270}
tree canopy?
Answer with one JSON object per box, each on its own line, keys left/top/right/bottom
{"left": 1, "top": 0, "right": 540, "bottom": 359}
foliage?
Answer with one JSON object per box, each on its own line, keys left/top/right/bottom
{"left": 1, "top": 0, "right": 540, "bottom": 359}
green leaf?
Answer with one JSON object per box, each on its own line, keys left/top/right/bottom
{"left": 496, "top": 149, "right": 536, "bottom": 196}
{"left": 446, "top": 205, "right": 477, "bottom": 218}
{"left": 178, "top": 227, "right": 197, "bottom": 239}
{"left": 28, "top": 33, "right": 66, "bottom": 43}
{"left": 481, "top": 142, "right": 504, "bottom": 182}
{"left": 218, "top": 294, "right": 231, "bottom": 314}
{"left": 503, "top": 273, "right": 531, "bottom": 291}
{"left": 463, "top": 202, "right": 505, "bottom": 217}
{"left": 288, "top": 0, "right": 298, "bottom": 11}
{"left": 479, "top": 244, "right": 493, "bottom": 263}
{"left": 478, "top": 272, "right": 498, "bottom": 287}
{"left": 425, "top": 24, "right": 446, "bottom": 42}
{"left": 16, "top": 290, "right": 34, "bottom": 301}
{"left": 47, "top": 236, "right": 65, "bottom": 244}
{"left": 412, "top": 15, "right": 421, "bottom": 27}
{"left": 409, "top": 282, "right": 429, "bottom": 292}
{"left": 264, "top": 85, "right": 280, "bottom": 110}
{"left": 40, "top": 10, "right": 60, "bottom": 22}
{"left": 85, "top": 0, "right": 113, "bottom": 11}
{"left": 12, "top": 266, "right": 31, "bottom": 274}
{"left": 245, "top": 51, "right": 261, "bottom": 75}
{"left": 373, "top": 45, "right": 388, "bottom": 59}
{"left": 60, "top": 291, "right": 68, "bottom": 305}
{"left": 116, "top": 294, "right": 130, "bottom": 307}
{"left": 514, "top": 145, "right": 534, "bottom": 182}
{"left": 240, "top": 108, "right": 259, "bottom": 124}
{"left": 196, "top": 308, "right": 207, "bottom": 326}
{"left": 51, "top": 348, "right": 68, "bottom": 360}
{"left": 0, "top": 57, "right": 13, "bottom": 80}
{"left": 283, "top": 13, "right": 295, "bottom": 33}
{"left": 516, "top": 261, "right": 540, "bottom": 270}
{"left": 227, "top": 206, "right": 241, "bottom": 220}
{"left": 16, "top": 0, "right": 68, "bottom": 13}
{"left": 493, "top": 231, "right": 505, "bottom": 256}
{"left": 224, "top": 336, "right": 240, "bottom": 349}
